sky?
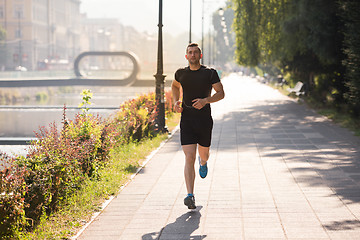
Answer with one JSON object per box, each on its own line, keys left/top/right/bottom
{"left": 80, "top": 0, "right": 228, "bottom": 37}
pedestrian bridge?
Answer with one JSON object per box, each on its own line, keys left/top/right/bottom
{"left": 0, "top": 51, "right": 169, "bottom": 87}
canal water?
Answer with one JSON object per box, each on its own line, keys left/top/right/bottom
{"left": 0, "top": 85, "right": 163, "bottom": 156}
{"left": 0, "top": 86, "right": 157, "bottom": 137}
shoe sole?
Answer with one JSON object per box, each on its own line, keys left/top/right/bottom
{"left": 199, "top": 169, "right": 207, "bottom": 178}
{"left": 184, "top": 198, "right": 196, "bottom": 209}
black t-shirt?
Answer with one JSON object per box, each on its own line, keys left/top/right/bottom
{"left": 175, "top": 65, "right": 220, "bottom": 119}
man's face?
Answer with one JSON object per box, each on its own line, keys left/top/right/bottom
{"left": 185, "top": 46, "right": 202, "bottom": 64}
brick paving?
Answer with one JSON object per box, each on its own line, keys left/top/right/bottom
{"left": 75, "top": 74, "right": 360, "bottom": 240}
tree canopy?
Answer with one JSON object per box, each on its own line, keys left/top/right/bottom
{"left": 232, "top": 0, "right": 360, "bottom": 114}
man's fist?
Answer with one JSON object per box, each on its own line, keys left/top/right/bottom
{"left": 174, "top": 100, "right": 183, "bottom": 113}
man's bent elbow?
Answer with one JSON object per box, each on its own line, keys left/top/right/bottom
{"left": 171, "top": 82, "right": 178, "bottom": 93}
{"left": 220, "top": 90, "right": 225, "bottom": 100}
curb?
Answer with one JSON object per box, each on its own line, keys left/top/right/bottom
{"left": 71, "top": 125, "right": 180, "bottom": 240}
{"left": 0, "top": 138, "right": 36, "bottom": 145}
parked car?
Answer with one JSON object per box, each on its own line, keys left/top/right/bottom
{"left": 15, "top": 66, "right": 27, "bottom": 71}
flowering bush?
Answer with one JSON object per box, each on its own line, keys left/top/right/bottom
{"left": 18, "top": 109, "right": 115, "bottom": 226}
{"left": 1, "top": 90, "right": 176, "bottom": 237}
{"left": 19, "top": 122, "right": 85, "bottom": 226}
{"left": 110, "top": 93, "right": 157, "bottom": 144}
{"left": 66, "top": 113, "right": 108, "bottom": 176}
{"left": 0, "top": 152, "right": 27, "bottom": 238}
{"left": 165, "top": 90, "right": 175, "bottom": 118}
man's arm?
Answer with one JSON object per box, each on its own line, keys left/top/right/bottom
{"left": 192, "top": 82, "right": 225, "bottom": 109}
{"left": 171, "top": 80, "right": 183, "bottom": 113}
{"left": 206, "top": 82, "right": 225, "bottom": 104}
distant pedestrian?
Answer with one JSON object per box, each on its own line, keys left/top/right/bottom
{"left": 171, "top": 43, "right": 225, "bottom": 209}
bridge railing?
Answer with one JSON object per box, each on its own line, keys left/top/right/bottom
{"left": 0, "top": 51, "right": 141, "bottom": 87}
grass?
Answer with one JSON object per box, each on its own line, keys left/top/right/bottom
{"left": 269, "top": 83, "right": 360, "bottom": 136}
{"left": 166, "top": 113, "right": 181, "bottom": 132}
{"left": 306, "top": 102, "right": 360, "bottom": 136}
{"left": 20, "top": 113, "right": 181, "bottom": 240}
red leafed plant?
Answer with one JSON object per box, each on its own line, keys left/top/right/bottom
{"left": 0, "top": 152, "right": 27, "bottom": 238}
{"left": 0, "top": 90, "right": 177, "bottom": 237}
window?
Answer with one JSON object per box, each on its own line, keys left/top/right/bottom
{"left": 33, "top": 5, "right": 47, "bottom": 22}
{"left": 14, "top": 5, "right": 24, "bottom": 18}
{"left": 34, "top": 0, "right": 47, "bottom": 5}
{"left": 0, "top": 6, "right": 3, "bottom": 18}
{"left": 15, "top": 29, "right": 22, "bottom": 38}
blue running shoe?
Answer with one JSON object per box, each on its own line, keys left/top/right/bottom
{"left": 199, "top": 156, "right": 208, "bottom": 178}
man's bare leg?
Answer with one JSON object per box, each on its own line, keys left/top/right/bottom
{"left": 198, "top": 145, "right": 210, "bottom": 166}
{"left": 182, "top": 144, "right": 197, "bottom": 194}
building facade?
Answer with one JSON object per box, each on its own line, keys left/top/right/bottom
{"left": 0, "top": 0, "right": 81, "bottom": 70}
{"left": 0, "top": 0, "right": 157, "bottom": 73}
{"left": 79, "top": 18, "right": 157, "bottom": 78}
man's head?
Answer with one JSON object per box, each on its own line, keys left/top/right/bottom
{"left": 185, "top": 43, "right": 202, "bottom": 65}
{"left": 186, "top": 43, "right": 202, "bottom": 54}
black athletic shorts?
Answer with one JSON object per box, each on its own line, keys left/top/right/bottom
{"left": 180, "top": 117, "right": 214, "bottom": 147}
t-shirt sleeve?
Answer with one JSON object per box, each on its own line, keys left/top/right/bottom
{"left": 211, "top": 69, "right": 220, "bottom": 84}
{"left": 174, "top": 69, "right": 180, "bottom": 82}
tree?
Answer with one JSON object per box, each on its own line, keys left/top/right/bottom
{"left": 213, "top": 4, "right": 235, "bottom": 68}
{"left": 232, "top": 0, "right": 289, "bottom": 66}
{"left": 341, "top": 1, "right": 360, "bottom": 115}
{"left": 281, "top": 0, "right": 345, "bottom": 95}
{"left": 232, "top": 0, "right": 260, "bottom": 66}
{"left": 232, "top": 0, "right": 346, "bottom": 104}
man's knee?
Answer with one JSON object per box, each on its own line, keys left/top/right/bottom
{"left": 202, "top": 152, "right": 210, "bottom": 160}
{"left": 198, "top": 146, "right": 210, "bottom": 160}
{"left": 184, "top": 152, "right": 196, "bottom": 163}
{"left": 182, "top": 144, "right": 197, "bottom": 161}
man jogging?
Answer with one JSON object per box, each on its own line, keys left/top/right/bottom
{"left": 172, "top": 43, "right": 225, "bottom": 209}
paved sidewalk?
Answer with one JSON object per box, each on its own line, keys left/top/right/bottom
{"left": 77, "top": 74, "right": 360, "bottom": 240}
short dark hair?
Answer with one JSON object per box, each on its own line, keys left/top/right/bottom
{"left": 186, "top": 42, "right": 202, "bottom": 54}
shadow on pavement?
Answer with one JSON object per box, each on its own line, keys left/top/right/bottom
{"left": 142, "top": 206, "right": 206, "bottom": 240}
{"left": 323, "top": 220, "right": 360, "bottom": 231}
{"left": 216, "top": 96, "right": 360, "bottom": 229}
{"left": 220, "top": 99, "right": 360, "bottom": 203}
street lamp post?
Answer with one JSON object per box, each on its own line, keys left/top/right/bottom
{"left": 154, "top": 0, "right": 167, "bottom": 132}
{"left": 201, "top": 0, "right": 204, "bottom": 64}
{"left": 189, "top": 0, "right": 192, "bottom": 43}
{"left": 17, "top": 11, "right": 22, "bottom": 67}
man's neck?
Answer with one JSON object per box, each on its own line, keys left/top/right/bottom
{"left": 189, "top": 63, "right": 201, "bottom": 71}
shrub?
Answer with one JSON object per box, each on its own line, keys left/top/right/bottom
{"left": 1, "top": 90, "right": 176, "bottom": 237}
{"left": 0, "top": 152, "right": 27, "bottom": 239}
{"left": 35, "top": 92, "right": 48, "bottom": 103}
{"left": 110, "top": 91, "right": 176, "bottom": 143}
{"left": 165, "top": 90, "right": 175, "bottom": 118}
{"left": 19, "top": 106, "right": 118, "bottom": 226}
{"left": 110, "top": 93, "right": 157, "bottom": 144}
{"left": 18, "top": 122, "right": 85, "bottom": 227}
{"left": 67, "top": 114, "right": 104, "bottom": 174}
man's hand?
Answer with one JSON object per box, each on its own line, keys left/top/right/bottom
{"left": 174, "top": 100, "right": 183, "bottom": 113}
{"left": 192, "top": 98, "right": 208, "bottom": 110}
